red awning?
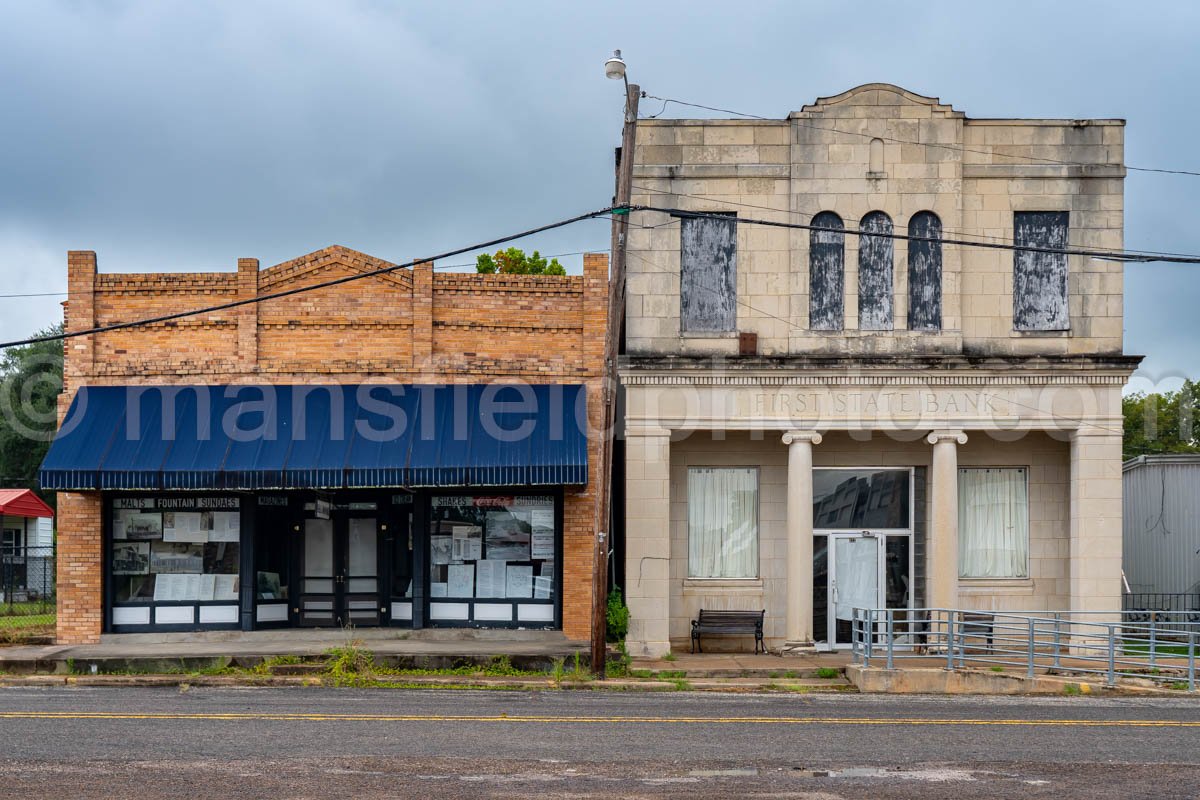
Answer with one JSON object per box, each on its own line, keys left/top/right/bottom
{"left": 0, "top": 489, "right": 53, "bottom": 518}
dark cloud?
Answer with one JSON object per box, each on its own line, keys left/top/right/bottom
{"left": 0, "top": 1, "right": 1195, "bottom": 388}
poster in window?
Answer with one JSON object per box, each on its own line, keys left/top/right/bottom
{"left": 533, "top": 576, "right": 552, "bottom": 600}
{"left": 451, "top": 525, "right": 482, "bottom": 561}
{"left": 153, "top": 573, "right": 204, "bottom": 602}
{"left": 123, "top": 512, "right": 163, "bottom": 541}
{"left": 530, "top": 508, "right": 555, "bottom": 560}
{"left": 214, "top": 574, "right": 239, "bottom": 601}
{"left": 150, "top": 542, "right": 203, "bottom": 574}
{"left": 257, "top": 571, "right": 281, "bottom": 600}
{"left": 485, "top": 511, "right": 530, "bottom": 561}
{"left": 430, "top": 582, "right": 448, "bottom": 598}
{"left": 112, "top": 542, "right": 150, "bottom": 575}
{"left": 163, "top": 512, "right": 210, "bottom": 543}
{"left": 447, "top": 563, "right": 475, "bottom": 598}
{"left": 505, "top": 565, "right": 533, "bottom": 599}
{"left": 208, "top": 511, "right": 241, "bottom": 543}
{"left": 476, "top": 559, "right": 507, "bottom": 598}
{"left": 430, "top": 536, "right": 453, "bottom": 566}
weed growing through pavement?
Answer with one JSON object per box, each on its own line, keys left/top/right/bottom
{"left": 815, "top": 667, "right": 840, "bottom": 679}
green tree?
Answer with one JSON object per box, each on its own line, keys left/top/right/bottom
{"left": 475, "top": 247, "right": 566, "bottom": 276}
{"left": 0, "top": 324, "right": 63, "bottom": 505}
{"left": 1122, "top": 379, "right": 1199, "bottom": 460}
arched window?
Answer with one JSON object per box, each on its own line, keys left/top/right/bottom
{"left": 809, "top": 212, "right": 844, "bottom": 330}
{"left": 907, "top": 211, "right": 942, "bottom": 331}
{"left": 858, "top": 211, "right": 893, "bottom": 330}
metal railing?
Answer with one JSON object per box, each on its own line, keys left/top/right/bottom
{"left": 1, "top": 544, "right": 56, "bottom": 630}
{"left": 850, "top": 607, "right": 1198, "bottom": 690}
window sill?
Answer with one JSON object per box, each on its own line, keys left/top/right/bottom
{"left": 958, "top": 578, "right": 1034, "bottom": 595}
{"left": 683, "top": 578, "right": 763, "bottom": 593}
{"left": 680, "top": 331, "right": 738, "bottom": 339}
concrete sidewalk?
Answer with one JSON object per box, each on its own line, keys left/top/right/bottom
{"left": 632, "top": 651, "right": 853, "bottom": 677}
{"left": 0, "top": 629, "right": 587, "bottom": 673}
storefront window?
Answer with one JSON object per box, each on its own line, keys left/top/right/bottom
{"left": 254, "top": 496, "right": 291, "bottom": 604}
{"left": 111, "top": 497, "right": 241, "bottom": 604}
{"left": 428, "top": 495, "right": 555, "bottom": 602}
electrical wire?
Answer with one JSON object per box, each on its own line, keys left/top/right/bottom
{"left": 641, "top": 94, "right": 1200, "bottom": 178}
{"left": 0, "top": 205, "right": 620, "bottom": 350}
{"left": 621, "top": 247, "right": 1129, "bottom": 439}
{"left": 631, "top": 183, "right": 1200, "bottom": 260}
{"left": 630, "top": 204, "right": 1200, "bottom": 264}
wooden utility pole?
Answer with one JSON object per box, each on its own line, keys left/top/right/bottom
{"left": 592, "top": 81, "right": 639, "bottom": 678}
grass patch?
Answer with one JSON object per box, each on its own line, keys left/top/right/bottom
{"left": 815, "top": 667, "right": 840, "bottom": 679}
{"left": 990, "top": 666, "right": 1005, "bottom": 673}
{"left": 661, "top": 651, "right": 677, "bottom": 662}
{"left": 1123, "top": 644, "right": 1195, "bottom": 657}
{"left": 1169, "top": 681, "right": 1190, "bottom": 691}
{"left": 1062, "top": 683, "right": 1082, "bottom": 696}
{"left": 669, "top": 678, "right": 692, "bottom": 691}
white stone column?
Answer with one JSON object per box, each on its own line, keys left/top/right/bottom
{"left": 782, "top": 430, "right": 821, "bottom": 649}
{"left": 927, "top": 430, "right": 967, "bottom": 611}
{"left": 624, "top": 426, "right": 672, "bottom": 658}
{"left": 1069, "top": 429, "right": 1123, "bottom": 617}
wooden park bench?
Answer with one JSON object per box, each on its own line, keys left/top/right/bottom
{"left": 690, "top": 609, "right": 766, "bottom": 654}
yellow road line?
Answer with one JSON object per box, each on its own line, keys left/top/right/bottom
{"left": 0, "top": 711, "right": 1197, "bottom": 727}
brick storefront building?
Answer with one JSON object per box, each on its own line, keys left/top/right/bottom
{"left": 43, "top": 246, "right": 607, "bottom": 644}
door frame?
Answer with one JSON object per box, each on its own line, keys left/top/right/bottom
{"left": 297, "top": 504, "right": 387, "bottom": 628}
{"left": 812, "top": 466, "right": 916, "bottom": 651}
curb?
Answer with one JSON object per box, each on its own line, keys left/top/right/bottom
{"left": 0, "top": 673, "right": 855, "bottom": 693}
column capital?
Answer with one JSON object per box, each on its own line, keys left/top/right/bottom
{"left": 782, "top": 430, "right": 822, "bottom": 446}
{"left": 625, "top": 425, "right": 671, "bottom": 439}
{"left": 1069, "top": 426, "right": 1120, "bottom": 441}
{"left": 926, "top": 429, "right": 968, "bottom": 446}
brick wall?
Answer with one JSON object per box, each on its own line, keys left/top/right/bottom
{"left": 55, "top": 246, "right": 610, "bottom": 643}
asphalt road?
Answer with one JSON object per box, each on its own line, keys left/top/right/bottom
{"left": 0, "top": 687, "right": 1198, "bottom": 798}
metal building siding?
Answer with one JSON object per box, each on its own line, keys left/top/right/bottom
{"left": 1122, "top": 457, "right": 1200, "bottom": 594}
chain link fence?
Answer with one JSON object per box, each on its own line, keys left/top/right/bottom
{"left": 1, "top": 544, "right": 55, "bottom": 638}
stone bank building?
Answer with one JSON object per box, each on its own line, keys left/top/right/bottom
{"left": 43, "top": 247, "right": 606, "bottom": 643}
{"left": 620, "top": 84, "right": 1139, "bottom": 656}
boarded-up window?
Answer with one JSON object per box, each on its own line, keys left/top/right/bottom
{"left": 858, "top": 211, "right": 893, "bottom": 331}
{"left": 907, "top": 211, "right": 942, "bottom": 332}
{"left": 809, "top": 212, "right": 844, "bottom": 331}
{"left": 1013, "top": 211, "right": 1069, "bottom": 331}
{"left": 679, "top": 213, "right": 737, "bottom": 333}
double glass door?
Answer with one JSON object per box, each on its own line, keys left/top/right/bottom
{"left": 299, "top": 513, "right": 383, "bottom": 627}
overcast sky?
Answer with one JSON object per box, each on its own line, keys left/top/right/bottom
{"left": 0, "top": 1, "right": 1196, "bottom": 391}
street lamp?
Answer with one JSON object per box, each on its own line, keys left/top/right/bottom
{"left": 604, "top": 49, "right": 627, "bottom": 82}
{"left": 592, "top": 51, "right": 640, "bottom": 678}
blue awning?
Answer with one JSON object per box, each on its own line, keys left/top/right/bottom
{"left": 39, "top": 384, "right": 589, "bottom": 491}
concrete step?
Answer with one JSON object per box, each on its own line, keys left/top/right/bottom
{"left": 639, "top": 666, "right": 845, "bottom": 679}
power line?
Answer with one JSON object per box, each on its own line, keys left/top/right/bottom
{"left": 631, "top": 183, "right": 1200, "bottom": 260}
{"left": 0, "top": 206, "right": 620, "bottom": 350}
{"left": 641, "top": 94, "right": 1200, "bottom": 178}
{"left": 630, "top": 204, "right": 1200, "bottom": 264}
{"left": 621, "top": 246, "right": 1128, "bottom": 439}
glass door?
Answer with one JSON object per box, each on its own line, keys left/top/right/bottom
{"left": 829, "top": 533, "right": 883, "bottom": 648}
{"left": 298, "top": 513, "right": 384, "bottom": 627}
{"left": 300, "top": 518, "right": 336, "bottom": 627}
{"left": 343, "top": 516, "right": 381, "bottom": 627}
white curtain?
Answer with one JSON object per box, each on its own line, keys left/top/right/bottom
{"left": 688, "top": 468, "right": 758, "bottom": 578}
{"left": 958, "top": 468, "right": 1029, "bottom": 578}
